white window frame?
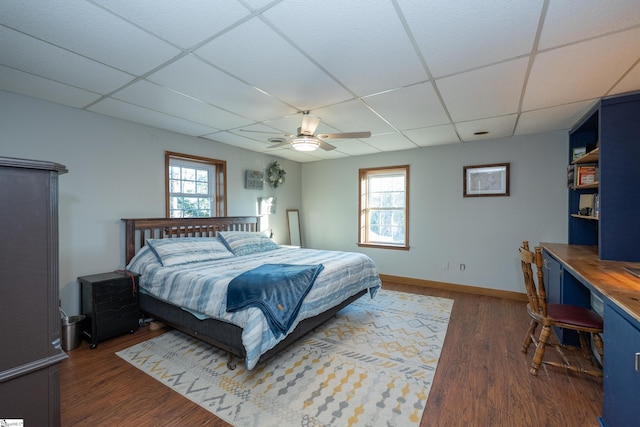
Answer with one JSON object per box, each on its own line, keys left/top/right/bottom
{"left": 358, "top": 165, "right": 409, "bottom": 250}
{"left": 165, "top": 151, "right": 226, "bottom": 218}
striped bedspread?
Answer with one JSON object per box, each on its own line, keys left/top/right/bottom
{"left": 126, "top": 245, "right": 381, "bottom": 369}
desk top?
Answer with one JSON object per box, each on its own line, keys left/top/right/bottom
{"left": 541, "top": 243, "right": 640, "bottom": 323}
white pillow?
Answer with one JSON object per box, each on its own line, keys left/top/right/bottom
{"left": 217, "top": 231, "right": 279, "bottom": 256}
{"left": 145, "top": 237, "right": 234, "bottom": 266}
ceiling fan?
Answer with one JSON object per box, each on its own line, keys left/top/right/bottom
{"left": 240, "top": 111, "right": 371, "bottom": 152}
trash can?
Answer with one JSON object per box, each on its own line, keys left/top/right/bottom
{"left": 61, "top": 314, "right": 86, "bottom": 352}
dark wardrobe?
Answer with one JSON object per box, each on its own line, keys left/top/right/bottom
{"left": 0, "top": 157, "right": 68, "bottom": 426}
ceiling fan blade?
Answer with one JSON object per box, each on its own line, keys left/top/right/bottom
{"left": 318, "top": 140, "right": 336, "bottom": 151}
{"left": 300, "top": 114, "right": 320, "bottom": 135}
{"left": 317, "top": 131, "right": 371, "bottom": 140}
{"left": 240, "top": 129, "right": 294, "bottom": 137}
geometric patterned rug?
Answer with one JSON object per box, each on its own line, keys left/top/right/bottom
{"left": 116, "top": 289, "right": 453, "bottom": 427}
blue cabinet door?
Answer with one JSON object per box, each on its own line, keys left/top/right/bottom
{"left": 543, "top": 251, "right": 562, "bottom": 305}
{"left": 603, "top": 303, "right": 640, "bottom": 426}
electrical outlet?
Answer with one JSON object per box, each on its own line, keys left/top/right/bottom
{"left": 443, "top": 261, "right": 449, "bottom": 270}
{"left": 459, "top": 264, "right": 465, "bottom": 271}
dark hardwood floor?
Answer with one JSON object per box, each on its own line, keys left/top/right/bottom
{"left": 60, "top": 282, "right": 603, "bottom": 426}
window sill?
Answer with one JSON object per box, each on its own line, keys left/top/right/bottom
{"left": 357, "top": 243, "right": 409, "bottom": 251}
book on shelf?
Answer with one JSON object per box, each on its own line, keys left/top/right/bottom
{"left": 574, "top": 163, "right": 599, "bottom": 186}
{"left": 567, "top": 164, "right": 575, "bottom": 187}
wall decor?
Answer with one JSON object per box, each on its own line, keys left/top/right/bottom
{"left": 245, "top": 170, "right": 264, "bottom": 189}
{"left": 258, "top": 197, "right": 276, "bottom": 215}
{"left": 463, "top": 163, "right": 510, "bottom": 197}
{"left": 266, "top": 161, "right": 286, "bottom": 188}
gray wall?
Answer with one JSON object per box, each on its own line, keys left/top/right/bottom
{"left": 301, "top": 132, "right": 568, "bottom": 293}
{"left": 1, "top": 91, "right": 301, "bottom": 315}
{"left": 1, "top": 90, "right": 569, "bottom": 314}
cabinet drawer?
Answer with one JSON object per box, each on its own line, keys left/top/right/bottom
{"left": 92, "top": 281, "right": 136, "bottom": 298}
{"left": 93, "top": 289, "right": 137, "bottom": 307}
{"left": 94, "top": 303, "right": 138, "bottom": 320}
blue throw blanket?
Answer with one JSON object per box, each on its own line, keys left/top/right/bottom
{"left": 226, "top": 264, "right": 324, "bottom": 337}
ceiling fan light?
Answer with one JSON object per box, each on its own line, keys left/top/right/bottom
{"left": 291, "top": 137, "right": 319, "bottom": 151}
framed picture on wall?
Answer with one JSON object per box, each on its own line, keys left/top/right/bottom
{"left": 463, "top": 163, "right": 510, "bottom": 197}
{"left": 245, "top": 170, "right": 264, "bottom": 189}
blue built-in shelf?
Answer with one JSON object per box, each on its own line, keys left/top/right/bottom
{"left": 569, "top": 91, "right": 640, "bottom": 262}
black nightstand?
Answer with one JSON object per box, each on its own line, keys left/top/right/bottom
{"left": 78, "top": 271, "right": 140, "bottom": 349}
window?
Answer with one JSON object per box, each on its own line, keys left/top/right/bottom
{"left": 358, "top": 165, "right": 409, "bottom": 249}
{"left": 165, "top": 151, "right": 227, "bottom": 218}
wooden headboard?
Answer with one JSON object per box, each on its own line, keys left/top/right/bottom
{"left": 122, "top": 216, "right": 259, "bottom": 263}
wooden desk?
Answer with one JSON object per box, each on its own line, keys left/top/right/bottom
{"left": 540, "top": 243, "right": 640, "bottom": 427}
{"left": 541, "top": 243, "right": 640, "bottom": 322}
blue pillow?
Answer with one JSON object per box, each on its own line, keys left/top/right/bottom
{"left": 217, "top": 231, "right": 279, "bottom": 256}
{"left": 145, "top": 237, "right": 234, "bottom": 266}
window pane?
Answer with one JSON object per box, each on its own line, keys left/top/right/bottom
{"left": 169, "top": 166, "right": 181, "bottom": 179}
{"left": 196, "top": 170, "right": 208, "bottom": 182}
{"left": 182, "top": 180, "right": 195, "bottom": 194}
{"left": 182, "top": 168, "right": 196, "bottom": 181}
{"left": 196, "top": 181, "right": 208, "bottom": 194}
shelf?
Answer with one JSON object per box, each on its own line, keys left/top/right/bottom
{"left": 572, "top": 147, "right": 599, "bottom": 164}
{"left": 571, "top": 214, "right": 599, "bottom": 221}
{"left": 571, "top": 182, "right": 599, "bottom": 190}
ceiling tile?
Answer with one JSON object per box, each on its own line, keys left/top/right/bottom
{"left": 364, "top": 82, "right": 450, "bottom": 130}
{"left": 204, "top": 131, "right": 273, "bottom": 152}
{"left": 114, "top": 80, "right": 252, "bottom": 130}
{"left": 0, "top": 26, "right": 134, "bottom": 94}
{"left": 0, "top": 0, "right": 180, "bottom": 75}
{"left": 0, "top": 66, "right": 101, "bottom": 108}
{"left": 311, "top": 99, "right": 397, "bottom": 135}
{"left": 456, "top": 115, "right": 518, "bottom": 142}
{"left": 262, "top": 0, "right": 427, "bottom": 96}
{"left": 437, "top": 58, "right": 529, "bottom": 122}
{"left": 399, "top": 0, "right": 543, "bottom": 77}
{"left": 92, "top": 0, "right": 251, "bottom": 49}
{"left": 325, "top": 139, "right": 381, "bottom": 156}
{"left": 89, "top": 98, "right": 218, "bottom": 136}
{"left": 147, "top": 55, "right": 295, "bottom": 122}
{"left": 611, "top": 62, "right": 640, "bottom": 96}
{"left": 539, "top": 0, "right": 640, "bottom": 50}
{"left": 404, "top": 124, "right": 461, "bottom": 147}
{"left": 523, "top": 27, "right": 640, "bottom": 111}
{"left": 194, "top": 17, "right": 353, "bottom": 109}
{"left": 366, "top": 133, "right": 419, "bottom": 151}
{"left": 515, "top": 100, "right": 597, "bottom": 136}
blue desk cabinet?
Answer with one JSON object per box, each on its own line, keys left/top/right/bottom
{"left": 603, "top": 303, "right": 640, "bottom": 426}
{"left": 543, "top": 250, "right": 562, "bottom": 305}
{"left": 542, "top": 249, "right": 591, "bottom": 347}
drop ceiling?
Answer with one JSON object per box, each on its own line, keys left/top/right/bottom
{"left": 1, "top": 0, "right": 639, "bottom": 162}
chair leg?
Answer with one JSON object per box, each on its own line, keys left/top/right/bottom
{"left": 592, "top": 333, "right": 604, "bottom": 366}
{"left": 529, "top": 325, "right": 552, "bottom": 376}
{"left": 522, "top": 319, "right": 538, "bottom": 353}
{"left": 578, "top": 332, "right": 593, "bottom": 362}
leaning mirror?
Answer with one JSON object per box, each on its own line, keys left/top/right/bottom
{"left": 286, "top": 209, "right": 301, "bottom": 247}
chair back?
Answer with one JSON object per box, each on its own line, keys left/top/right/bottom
{"left": 519, "top": 241, "right": 547, "bottom": 317}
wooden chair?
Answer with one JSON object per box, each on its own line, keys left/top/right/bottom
{"left": 519, "top": 241, "right": 604, "bottom": 376}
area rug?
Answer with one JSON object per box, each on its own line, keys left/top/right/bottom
{"left": 116, "top": 289, "right": 453, "bottom": 427}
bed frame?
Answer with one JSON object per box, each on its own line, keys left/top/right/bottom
{"left": 122, "top": 217, "right": 366, "bottom": 368}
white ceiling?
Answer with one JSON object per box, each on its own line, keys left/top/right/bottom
{"left": 2, "top": 0, "right": 640, "bottom": 162}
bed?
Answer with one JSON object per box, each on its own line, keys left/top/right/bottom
{"left": 123, "top": 217, "right": 381, "bottom": 370}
